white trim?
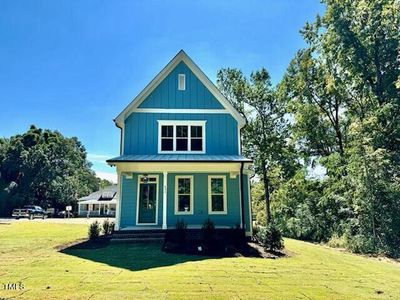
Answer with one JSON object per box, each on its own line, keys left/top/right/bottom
{"left": 135, "top": 175, "right": 159, "bottom": 225}
{"left": 115, "top": 170, "right": 122, "bottom": 230}
{"left": 178, "top": 74, "right": 186, "bottom": 90}
{"left": 208, "top": 175, "right": 227, "bottom": 215}
{"left": 135, "top": 108, "right": 229, "bottom": 114}
{"left": 237, "top": 123, "right": 241, "bottom": 155}
{"left": 174, "top": 175, "right": 194, "bottom": 215}
{"left": 120, "top": 123, "right": 125, "bottom": 155}
{"left": 162, "top": 171, "right": 168, "bottom": 229}
{"left": 115, "top": 162, "right": 242, "bottom": 173}
{"left": 157, "top": 120, "right": 206, "bottom": 154}
{"left": 247, "top": 174, "right": 253, "bottom": 236}
{"left": 239, "top": 174, "right": 243, "bottom": 229}
{"left": 114, "top": 50, "right": 246, "bottom": 128}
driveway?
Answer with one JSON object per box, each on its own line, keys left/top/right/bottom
{"left": 0, "top": 217, "right": 115, "bottom": 225}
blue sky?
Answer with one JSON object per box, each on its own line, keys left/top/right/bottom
{"left": 0, "top": 1, "right": 325, "bottom": 182}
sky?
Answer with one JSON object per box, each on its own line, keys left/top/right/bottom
{"left": 0, "top": 0, "right": 325, "bottom": 183}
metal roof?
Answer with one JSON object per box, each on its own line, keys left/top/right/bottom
{"left": 78, "top": 185, "right": 118, "bottom": 202}
{"left": 107, "top": 154, "right": 252, "bottom": 163}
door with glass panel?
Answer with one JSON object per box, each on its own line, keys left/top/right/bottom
{"left": 137, "top": 176, "right": 158, "bottom": 224}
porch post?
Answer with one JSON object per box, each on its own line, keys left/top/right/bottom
{"left": 115, "top": 171, "right": 122, "bottom": 230}
{"left": 78, "top": 202, "right": 80, "bottom": 216}
{"left": 162, "top": 171, "right": 168, "bottom": 229}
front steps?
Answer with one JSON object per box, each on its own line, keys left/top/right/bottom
{"left": 111, "top": 229, "right": 166, "bottom": 243}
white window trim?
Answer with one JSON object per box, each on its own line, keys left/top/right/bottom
{"left": 208, "top": 175, "right": 227, "bottom": 215}
{"left": 136, "top": 174, "right": 159, "bottom": 225}
{"left": 157, "top": 120, "right": 206, "bottom": 154}
{"left": 174, "top": 175, "right": 194, "bottom": 215}
{"left": 178, "top": 74, "right": 186, "bottom": 90}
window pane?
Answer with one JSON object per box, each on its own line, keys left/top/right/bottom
{"left": 191, "top": 126, "right": 202, "bottom": 138}
{"left": 162, "top": 125, "right": 173, "bottom": 137}
{"left": 176, "top": 138, "right": 188, "bottom": 151}
{"left": 178, "top": 195, "right": 190, "bottom": 212}
{"left": 176, "top": 126, "right": 188, "bottom": 137}
{"left": 211, "top": 178, "right": 223, "bottom": 194}
{"left": 191, "top": 138, "right": 203, "bottom": 151}
{"left": 212, "top": 195, "right": 224, "bottom": 211}
{"left": 178, "top": 178, "right": 191, "bottom": 194}
{"left": 161, "top": 138, "right": 173, "bottom": 151}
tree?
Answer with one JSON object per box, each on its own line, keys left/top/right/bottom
{"left": 0, "top": 126, "right": 99, "bottom": 215}
{"left": 217, "top": 68, "right": 298, "bottom": 224}
{"left": 277, "top": 0, "right": 400, "bottom": 256}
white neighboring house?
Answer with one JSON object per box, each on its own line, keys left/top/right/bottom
{"left": 77, "top": 185, "right": 117, "bottom": 217}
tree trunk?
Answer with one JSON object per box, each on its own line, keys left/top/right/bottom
{"left": 261, "top": 161, "right": 271, "bottom": 225}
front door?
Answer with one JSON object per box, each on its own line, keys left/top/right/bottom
{"left": 137, "top": 177, "right": 157, "bottom": 224}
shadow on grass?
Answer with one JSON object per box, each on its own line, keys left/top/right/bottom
{"left": 60, "top": 240, "right": 212, "bottom": 271}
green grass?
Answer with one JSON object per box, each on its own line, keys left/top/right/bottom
{"left": 0, "top": 222, "right": 399, "bottom": 299}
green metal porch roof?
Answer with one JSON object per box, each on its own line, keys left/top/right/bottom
{"left": 107, "top": 154, "right": 252, "bottom": 163}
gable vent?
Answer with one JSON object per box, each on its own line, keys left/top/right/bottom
{"left": 178, "top": 74, "right": 186, "bottom": 91}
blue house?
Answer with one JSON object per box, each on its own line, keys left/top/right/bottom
{"left": 107, "top": 50, "right": 253, "bottom": 236}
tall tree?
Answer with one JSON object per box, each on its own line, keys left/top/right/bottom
{"left": 0, "top": 126, "right": 99, "bottom": 215}
{"left": 218, "top": 68, "right": 297, "bottom": 224}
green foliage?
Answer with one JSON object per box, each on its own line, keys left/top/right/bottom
{"left": 255, "top": 223, "right": 284, "bottom": 252}
{"left": 217, "top": 68, "right": 299, "bottom": 224}
{"left": 0, "top": 126, "right": 99, "bottom": 215}
{"left": 102, "top": 219, "right": 114, "bottom": 235}
{"left": 246, "top": 0, "right": 400, "bottom": 257}
{"left": 88, "top": 221, "right": 101, "bottom": 240}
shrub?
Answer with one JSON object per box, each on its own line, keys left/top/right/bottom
{"left": 256, "top": 223, "right": 284, "bottom": 252}
{"left": 88, "top": 221, "right": 101, "bottom": 240}
{"left": 202, "top": 218, "right": 215, "bottom": 243}
{"left": 327, "top": 233, "right": 347, "bottom": 248}
{"left": 175, "top": 219, "right": 187, "bottom": 243}
{"left": 102, "top": 219, "right": 115, "bottom": 235}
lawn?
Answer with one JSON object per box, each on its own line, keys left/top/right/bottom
{"left": 0, "top": 222, "right": 399, "bottom": 299}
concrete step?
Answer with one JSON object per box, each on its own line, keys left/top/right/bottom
{"left": 112, "top": 233, "right": 165, "bottom": 239}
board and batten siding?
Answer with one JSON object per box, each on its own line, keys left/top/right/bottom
{"left": 166, "top": 173, "right": 241, "bottom": 228}
{"left": 119, "top": 172, "right": 248, "bottom": 230}
{"left": 138, "top": 61, "right": 224, "bottom": 109}
{"left": 124, "top": 113, "right": 238, "bottom": 155}
{"left": 119, "top": 173, "right": 164, "bottom": 228}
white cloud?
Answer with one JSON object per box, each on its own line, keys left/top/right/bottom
{"left": 96, "top": 171, "right": 118, "bottom": 183}
{"left": 87, "top": 153, "right": 111, "bottom": 164}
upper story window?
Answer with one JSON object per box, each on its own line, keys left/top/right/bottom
{"left": 158, "top": 120, "right": 206, "bottom": 153}
{"left": 178, "top": 74, "right": 186, "bottom": 90}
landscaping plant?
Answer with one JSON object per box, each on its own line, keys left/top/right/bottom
{"left": 256, "top": 223, "right": 284, "bottom": 252}
{"left": 88, "top": 221, "right": 101, "bottom": 240}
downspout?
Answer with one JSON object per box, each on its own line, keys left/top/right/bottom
{"left": 114, "top": 121, "right": 123, "bottom": 155}
{"left": 239, "top": 162, "right": 245, "bottom": 230}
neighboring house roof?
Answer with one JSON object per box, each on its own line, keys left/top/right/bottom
{"left": 78, "top": 185, "right": 118, "bottom": 203}
{"left": 114, "top": 50, "right": 246, "bottom": 128}
{"left": 107, "top": 154, "right": 252, "bottom": 163}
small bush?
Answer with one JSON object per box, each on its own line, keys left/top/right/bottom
{"left": 175, "top": 219, "right": 187, "bottom": 243}
{"left": 347, "top": 235, "right": 376, "bottom": 254}
{"left": 202, "top": 218, "right": 215, "bottom": 243}
{"left": 102, "top": 219, "right": 114, "bottom": 235}
{"left": 327, "top": 233, "right": 347, "bottom": 248}
{"left": 256, "top": 223, "right": 284, "bottom": 252}
{"left": 88, "top": 221, "right": 101, "bottom": 240}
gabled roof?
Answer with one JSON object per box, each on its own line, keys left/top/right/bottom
{"left": 114, "top": 50, "right": 246, "bottom": 128}
{"left": 78, "top": 185, "right": 118, "bottom": 202}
